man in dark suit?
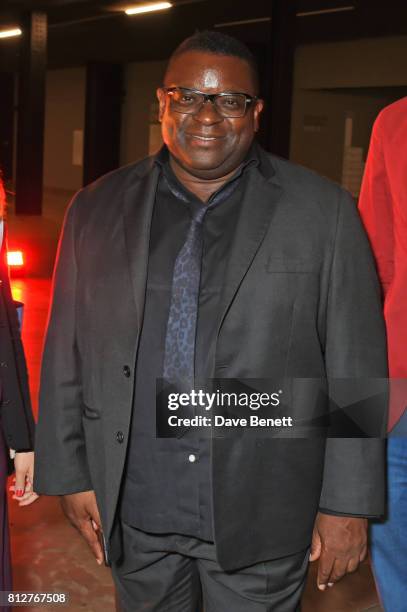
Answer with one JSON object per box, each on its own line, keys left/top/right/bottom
{"left": 35, "top": 31, "right": 387, "bottom": 611}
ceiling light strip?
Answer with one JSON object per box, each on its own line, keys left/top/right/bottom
{"left": 215, "top": 17, "right": 271, "bottom": 28}
{"left": 125, "top": 2, "right": 172, "bottom": 16}
{"left": 215, "top": 6, "right": 355, "bottom": 29}
{"left": 297, "top": 6, "right": 355, "bottom": 17}
{"left": 0, "top": 28, "right": 22, "bottom": 39}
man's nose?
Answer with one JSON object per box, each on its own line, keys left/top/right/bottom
{"left": 193, "top": 100, "right": 224, "bottom": 124}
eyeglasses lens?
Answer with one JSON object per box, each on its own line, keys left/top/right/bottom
{"left": 169, "top": 89, "right": 247, "bottom": 117}
{"left": 215, "top": 94, "right": 247, "bottom": 117}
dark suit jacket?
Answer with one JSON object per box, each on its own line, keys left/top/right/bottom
{"left": 34, "top": 145, "right": 388, "bottom": 571}
{"left": 0, "top": 224, "right": 35, "bottom": 456}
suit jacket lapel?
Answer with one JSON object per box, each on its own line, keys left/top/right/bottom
{"left": 217, "top": 154, "right": 283, "bottom": 335}
{"left": 123, "top": 160, "right": 160, "bottom": 329}
{"left": 121, "top": 147, "right": 283, "bottom": 337}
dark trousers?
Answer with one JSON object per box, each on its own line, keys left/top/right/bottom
{"left": 112, "top": 522, "right": 309, "bottom": 612}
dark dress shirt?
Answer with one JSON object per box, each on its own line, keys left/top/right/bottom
{"left": 120, "top": 146, "right": 258, "bottom": 540}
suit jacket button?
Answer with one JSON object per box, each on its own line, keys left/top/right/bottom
{"left": 116, "top": 431, "right": 124, "bottom": 444}
{"left": 123, "top": 365, "right": 131, "bottom": 378}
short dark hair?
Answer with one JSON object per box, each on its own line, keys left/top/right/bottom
{"left": 166, "top": 30, "right": 259, "bottom": 91}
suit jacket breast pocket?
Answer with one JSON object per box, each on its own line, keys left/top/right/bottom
{"left": 266, "top": 257, "right": 319, "bottom": 275}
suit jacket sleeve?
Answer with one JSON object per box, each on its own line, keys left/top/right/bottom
{"left": 319, "top": 189, "right": 388, "bottom": 516}
{"left": 34, "top": 194, "right": 93, "bottom": 494}
{"left": 0, "top": 228, "right": 35, "bottom": 451}
{"left": 358, "top": 117, "right": 394, "bottom": 297}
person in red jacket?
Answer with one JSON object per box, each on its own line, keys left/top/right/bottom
{"left": 359, "top": 97, "right": 407, "bottom": 611}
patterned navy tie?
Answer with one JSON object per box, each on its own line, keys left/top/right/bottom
{"left": 162, "top": 157, "right": 246, "bottom": 398}
{"left": 163, "top": 204, "right": 207, "bottom": 389}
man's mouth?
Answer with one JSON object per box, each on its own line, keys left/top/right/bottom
{"left": 186, "top": 133, "right": 225, "bottom": 141}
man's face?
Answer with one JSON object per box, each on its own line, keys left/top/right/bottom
{"left": 157, "top": 51, "right": 264, "bottom": 180}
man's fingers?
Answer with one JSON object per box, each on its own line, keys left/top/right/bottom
{"left": 326, "top": 557, "right": 348, "bottom": 586}
{"left": 88, "top": 500, "right": 102, "bottom": 530}
{"left": 60, "top": 492, "right": 104, "bottom": 564}
{"left": 359, "top": 545, "right": 367, "bottom": 563}
{"left": 346, "top": 556, "right": 360, "bottom": 574}
{"left": 318, "top": 550, "right": 364, "bottom": 591}
{"left": 317, "top": 551, "right": 335, "bottom": 590}
{"left": 312, "top": 513, "right": 368, "bottom": 589}
{"left": 309, "top": 529, "right": 322, "bottom": 562}
{"left": 79, "top": 519, "right": 104, "bottom": 565}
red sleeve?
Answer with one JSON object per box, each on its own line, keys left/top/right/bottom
{"left": 358, "top": 117, "right": 394, "bottom": 298}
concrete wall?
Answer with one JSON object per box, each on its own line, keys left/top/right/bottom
{"left": 290, "top": 36, "right": 407, "bottom": 183}
{"left": 294, "top": 36, "right": 407, "bottom": 90}
{"left": 35, "top": 60, "right": 164, "bottom": 222}
{"left": 290, "top": 89, "right": 400, "bottom": 184}
{"left": 43, "top": 67, "right": 86, "bottom": 192}
{"left": 120, "top": 60, "right": 166, "bottom": 166}
{"left": 42, "top": 60, "right": 167, "bottom": 190}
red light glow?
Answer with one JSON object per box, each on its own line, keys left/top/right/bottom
{"left": 7, "top": 251, "right": 24, "bottom": 267}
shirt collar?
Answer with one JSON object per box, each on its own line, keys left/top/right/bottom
{"left": 155, "top": 142, "right": 260, "bottom": 208}
{"left": 154, "top": 142, "right": 260, "bottom": 172}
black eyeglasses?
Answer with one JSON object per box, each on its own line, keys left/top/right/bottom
{"left": 162, "top": 86, "right": 258, "bottom": 118}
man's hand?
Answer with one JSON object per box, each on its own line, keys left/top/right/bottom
{"left": 60, "top": 491, "right": 104, "bottom": 565}
{"left": 309, "top": 512, "right": 367, "bottom": 591}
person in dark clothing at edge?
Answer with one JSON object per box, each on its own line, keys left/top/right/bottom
{"left": 35, "top": 32, "right": 387, "bottom": 611}
{"left": 0, "top": 175, "right": 38, "bottom": 602}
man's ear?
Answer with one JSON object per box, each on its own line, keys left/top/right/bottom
{"left": 157, "top": 88, "right": 166, "bottom": 123}
{"left": 253, "top": 99, "right": 264, "bottom": 133}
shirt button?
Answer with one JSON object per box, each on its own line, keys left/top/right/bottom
{"left": 188, "top": 454, "right": 197, "bottom": 463}
{"left": 123, "top": 365, "right": 131, "bottom": 378}
{"left": 116, "top": 431, "right": 124, "bottom": 444}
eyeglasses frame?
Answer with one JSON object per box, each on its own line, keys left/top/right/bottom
{"left": 161, "top": 86, "right": 259, "bottom": 118}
